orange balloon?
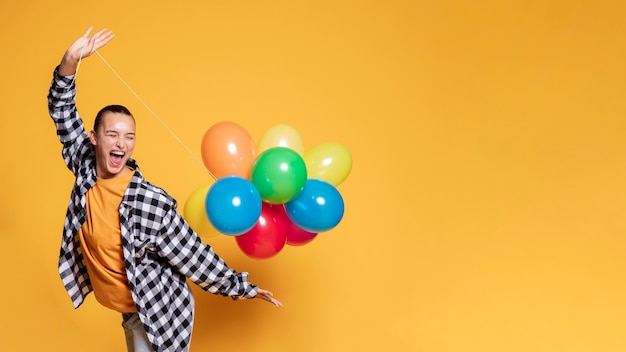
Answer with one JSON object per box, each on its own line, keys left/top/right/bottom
{"left": 201, "top": 121, "right": 256, "bottom": 179}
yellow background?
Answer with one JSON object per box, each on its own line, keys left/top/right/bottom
{"left": 1, "top": 1, "right": 626, "bottom": 351}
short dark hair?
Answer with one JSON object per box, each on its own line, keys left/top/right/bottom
{"left": 94, "top": 105, "right": 135, "bottom": 132}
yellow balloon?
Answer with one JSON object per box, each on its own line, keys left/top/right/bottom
{"left": 304, "top": 142, "right": 352, "bottom": 186}
{"left": 183, "top": 184, "right": 220, "bottom": 238}
{"left": 257, "top": 124, "right": 305, "bottom": 156}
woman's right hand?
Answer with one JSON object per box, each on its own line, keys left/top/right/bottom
{"left": 59, "top": 26, "right": 115, "bottom": 76}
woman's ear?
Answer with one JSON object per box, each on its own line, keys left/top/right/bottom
{"left": 89, "top": 130, "right": 97, "bottom": 146}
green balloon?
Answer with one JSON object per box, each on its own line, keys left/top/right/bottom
{"left": 251, "top": 147, "right": 307, "bottom": 204}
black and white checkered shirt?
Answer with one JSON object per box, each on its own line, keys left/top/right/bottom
{"left": 48, "top": 67, "right": 258, "bottom": 352}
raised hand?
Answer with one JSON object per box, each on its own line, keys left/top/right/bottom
{"left": 59, "top": 26, "right": 115, "bottom": 76}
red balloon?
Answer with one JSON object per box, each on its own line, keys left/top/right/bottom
{"left": 236, "top": 203, "right": 288, "bottom": 259}
{"left": 286, "top": 228, "right": 317, "bottom": 246}
{"left": 274, "top": 205, "right": 318, "bottom": 246}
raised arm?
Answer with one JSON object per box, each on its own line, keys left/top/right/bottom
{"left": 59, "top": 26, "right": 115, "bottom": 76}
{"left": 48, "top": 27, "right": 115, "bottom": 174}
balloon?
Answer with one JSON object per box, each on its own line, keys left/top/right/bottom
{"left": 286, "top": 225, "right": 318, "bottom": 246}
{"left": 304, "top": 142, "right": 352, "bottom": 186}
{"left": 205, "top": 176, "right": 262, "bottom": 236}
{"left": 273, "top": 206, "right": 318, "bottom": 246}
{"left": 235, "top": 203, "right": 288, "bottom": 259}
{"left": 284, "top": 179, "right": 344, "bottom": 233}
{"left": 201, "top": 121, "right": 256, "bottom": 179}
{"left": 250, "top": 147, "right": 307, "bottom": 204}
{"left": 257, "top": 124, "right": 305, "bottom": 156}
{"left": 183, "top": 184, "right": 219, "bottom": 238}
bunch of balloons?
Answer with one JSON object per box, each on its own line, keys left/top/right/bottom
{"left": 182, "top": 122, "right": 352, "bottom": 260}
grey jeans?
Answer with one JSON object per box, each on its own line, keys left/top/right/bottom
{"left": 122, "top": 312, "right": 153, "bottom": 352}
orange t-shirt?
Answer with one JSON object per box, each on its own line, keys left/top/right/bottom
{"left": 78, "top": 169, "right": 137, "bottom": 313}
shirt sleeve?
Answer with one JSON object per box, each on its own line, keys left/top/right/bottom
{"left": 47, "top": 66, "right": 92, "bottom": 175}
{"left": 155, "top": 203, "right": 259, "bottom": 299}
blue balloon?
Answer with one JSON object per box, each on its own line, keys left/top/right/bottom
{"left": 284, "top": 179, "right": 344, "bottom": 233}
{"left": 205, "top": 176, "right": 262, "bottom": 236}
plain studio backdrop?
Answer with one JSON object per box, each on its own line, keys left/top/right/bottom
{"left": 1, "top": 1, "right": 626, "bottom": 351}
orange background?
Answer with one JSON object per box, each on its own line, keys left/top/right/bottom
{"left": 2, "top": 1, "right": 626, "bottom": 351}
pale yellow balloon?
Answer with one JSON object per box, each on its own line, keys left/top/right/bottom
{"left": 257, "top": 124, "right": 305, "bottom": 155}
{"left": 304, "top": 142, "right": 352, "bottom": 186}
{"left": 183, "top": 184, "right": 220, "bottom": 238}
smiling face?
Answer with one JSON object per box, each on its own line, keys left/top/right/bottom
{"left": 89, "top": 111, "right": 136, "bottom": 179}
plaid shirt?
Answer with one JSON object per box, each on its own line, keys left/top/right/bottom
{"left": 48, "top": 67, "right": 258, "bottom": 352}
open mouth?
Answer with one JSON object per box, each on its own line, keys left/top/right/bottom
{"left": 110, "top": 151, "right": 125, "bottom": 167}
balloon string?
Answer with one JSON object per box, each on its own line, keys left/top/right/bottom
{"left": 94, "top": 51, "right": 217, "bottom": 180}
{"left": 68, "top": 47, "right": 84, "bottom": 87}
